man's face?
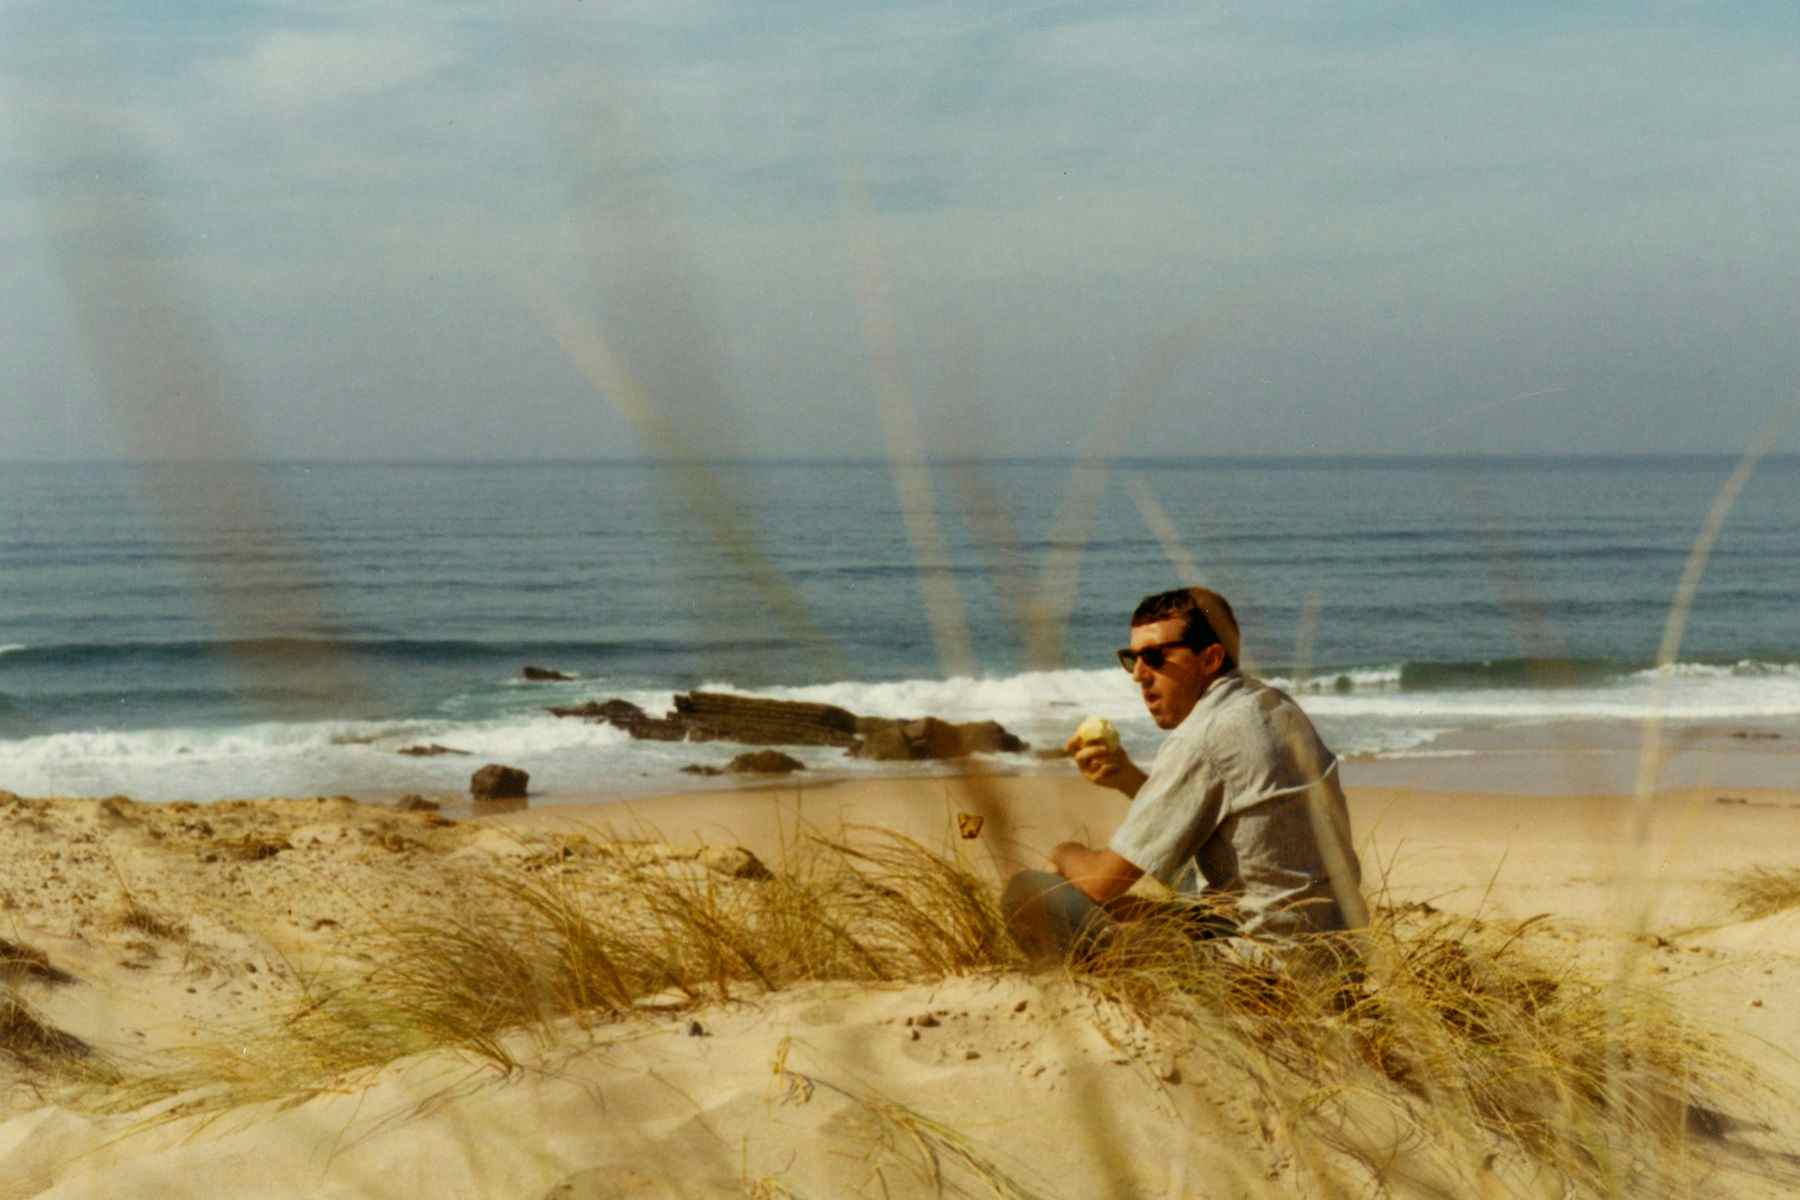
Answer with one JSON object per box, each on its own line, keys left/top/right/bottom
{"left": 1128, "top": 618, "right": 1225, "bottom": 730}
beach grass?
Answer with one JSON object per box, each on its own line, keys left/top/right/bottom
{"left": 84, "top": 829, "right": 1765, "bottom": 1197}
{"left": 1723, "top": 866, "right": 1800, "bottom": 922}
{"left": 0, "top": 989, "right": 83, "bottom": 1068}
{"left": 0, "top": 937, "right": 76, "bottom": 987}
{"left": 1079, "top": 894, "right": 1750, "bottom": 1197}
{"left": 112, "top": 901, "right": 185, "bottom": 944}
{"left": 767, "top": 1035, "right": 1051, "bottom": 1200}
{"left": 0, "top": 986, "right": 118, "bottom": 1089}
{"left": 0, "top": 938, "right": 115, "bottom": 1085}
{"left": 91, "top": 828, "right": 1021, "bottom": 1119}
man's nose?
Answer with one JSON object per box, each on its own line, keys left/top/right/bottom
{"left": 1132, "top": 659, "right": 1153, "bottom": 685}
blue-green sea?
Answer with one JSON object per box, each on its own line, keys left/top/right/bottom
{"left": 1, "top": 456, "right": 1795, "bottom": 801}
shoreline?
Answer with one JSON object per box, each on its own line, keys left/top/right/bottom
{"left": 4, "top": 706, "right": 1791, "bottom": 811}
{"left": 1340, "top": 716, "right": 1799, "bottom": 795}
{"left": 9, "top": 726, "right": 1793, "bottom": 816}
{"left": 4, "top": 662, "right": 1794, "bottom": 806}
{"left": 424, "top": 725, "right": 1800, "bottom": 819}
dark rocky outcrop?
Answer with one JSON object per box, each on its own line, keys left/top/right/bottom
{"left": 850, "top": 717, "right": 1027, "bottom": 762}
{"left": 680, "top": 764, "right": 726, "bottom": 777}
{"left": 471, "top": 764, "right": 530, "bottom": 799}
{"left": 854, "top": 722, "right": 913, "bottom": 762}
{"left": 673, "top": 692, "right": 860, "bottom": 748}
{"left": 547, "top": 698, "right": 690, "bottom": 741}
{"left": 548, "top": 699, "right": 645, "bottom": 721}
{"left": 396, "top": 743, "right": 469, "bottom": 757}
{"left": 620, "top": 717, "right": 692, "bottom": 742}
{"left": 727, "top": 749, "right": 805, "bottom": 774}
{"left": 521, "top": 666, "right": 576, "bottom": 682}
{"left": 547, "top": 690, "right": 1027, "bottom": 761}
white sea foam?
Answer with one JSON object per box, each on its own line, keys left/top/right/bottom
{"left": 1317, "top": 722, "right": 1448, "bottom": 757}
{"left": 0, "top": 644, "right": 25, "bottom": 656}
{"left": 0, "top": 714, "right": 637, "bottom": 802}
{"left": 691, "top": 668, "right": 1152, "bottom": 759}
{"left": 1632, "top": 659, "right": 1800, "bottom": 680}
{"left": 1265, "top": 665, "right": 1404, "bottom": 693}
{"left": 692, "top": 659, "right": 1800, "bottom": 753}
{"left": 8, "top": 658, "right": 1797, "bottom": 803}
{"left": 1305, "top": 672, "right": 1800, "bottom": 722}
{"left": 693, "top": 667, "right": 1138, "bottom": 724}
{"left": 498, "top": 673, "right": 586, "bottom": 687}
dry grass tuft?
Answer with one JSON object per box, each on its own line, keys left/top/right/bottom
{"left": 1075, "top": 894, "right": 1756, "bottom": 1197}
{"left": 0, "top": 991, "right": 88, "bottom": 1066}
{"left": 105, "top": 855, "right": 188, "bottom": 942}
{"left": 1723, "top": 866, "right": 1800, "bottom": 922}
{"left": 0, "top": 937, "right": 76, "bottom": 986}
{"left": 0, "top": 987, "right": 118, "bottom": 1086}
{"left": 96, "top": 828, "right": 1021, "bottom": 1119}
{"left": 295, "top": 827, "right": 1021, "bottom": 1074}
{"left": 767, "top": 1038, "right": 1049, "bottom": 1200}
{"left": 114, "top": 900, "right": 185, "bottom": 942}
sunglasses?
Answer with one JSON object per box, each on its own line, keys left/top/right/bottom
{"left": 1116, "top": 639, "right": 1192, "bottom": 673}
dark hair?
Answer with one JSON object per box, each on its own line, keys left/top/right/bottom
{"left": 1130, "top": 587, "right": 1240, "bottom": 670}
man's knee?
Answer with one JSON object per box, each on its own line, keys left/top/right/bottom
{"left": 1002, "top": 869, "right": 1055, "bottom": 912}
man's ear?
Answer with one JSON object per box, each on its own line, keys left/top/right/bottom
{"left": 1198, "top": 642, "right": 1227, "bottom": 675}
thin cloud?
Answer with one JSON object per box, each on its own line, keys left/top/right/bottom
{"left": 207, "top": 29, "right": 456, "bottom": 114}
{"left": 2, "top": 1, "right": 1798, "bottom": 459}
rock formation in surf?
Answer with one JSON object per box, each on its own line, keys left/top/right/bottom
{"left": 548, "top": 691, "right": 1026, "bottom": 761}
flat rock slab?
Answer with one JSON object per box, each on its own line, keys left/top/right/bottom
{"left": 548, "top": 692, "right": 1027, "bottom": 760}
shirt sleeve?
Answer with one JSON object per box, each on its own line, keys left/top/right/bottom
{"left": 1106, "top": 736, "right": 1227, "bottom": 886}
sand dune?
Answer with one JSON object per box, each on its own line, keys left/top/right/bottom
{"left": 1, "top": 772, "right": 1797, "bottom": 1197}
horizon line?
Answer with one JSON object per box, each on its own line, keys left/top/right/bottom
{"left": 4, "top": 451, "right": 1797, "bottom": 468}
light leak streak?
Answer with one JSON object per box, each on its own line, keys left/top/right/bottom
{"left": 842, "top": 163, "right": 976, "bottom": 680}
{"left": 1420, "top": 384, "right": 1568, "bottom": 440}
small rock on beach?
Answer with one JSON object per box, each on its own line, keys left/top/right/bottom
{"left": 470, "top": 764, "right": 530, "bottom": 799}
{"left": 727, "top": 750, "right": 805, "bottom": 775}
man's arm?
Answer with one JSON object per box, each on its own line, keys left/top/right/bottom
{"left": 1049, "top": 842, "right": 1143, "bottom": 904}
{"left": 1051, "top": 732, "right": 1151, "bottom": 902}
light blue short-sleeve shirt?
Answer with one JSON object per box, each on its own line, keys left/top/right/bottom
{"left": 1108, "top": 672, "right": 1362, "bottom": 939}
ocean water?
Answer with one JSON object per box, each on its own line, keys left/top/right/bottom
{"left": 1, "top": 456, "right": 1796, "bottom": 802}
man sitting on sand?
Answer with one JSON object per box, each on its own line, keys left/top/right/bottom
{"left": 1004, "top": 586, "right": 1364, "bottom": 960}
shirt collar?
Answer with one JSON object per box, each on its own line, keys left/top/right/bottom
{"left": 1175, "top": 667, "right": 1244, "bottom": 730}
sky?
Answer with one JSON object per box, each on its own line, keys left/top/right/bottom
{"left": 2, "top": 1, "right": 1798, "bottom": 461}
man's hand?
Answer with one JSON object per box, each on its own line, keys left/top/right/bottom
{"left": 1064, "top": 731, "right": 1148, "bottom": 798}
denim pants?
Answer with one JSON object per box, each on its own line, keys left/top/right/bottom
{"left": 1001, "top": 869, "right": 1115, "bottom": 960}
{"left": 1002, "top": 869, "right": 1238, "bottom": 961}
